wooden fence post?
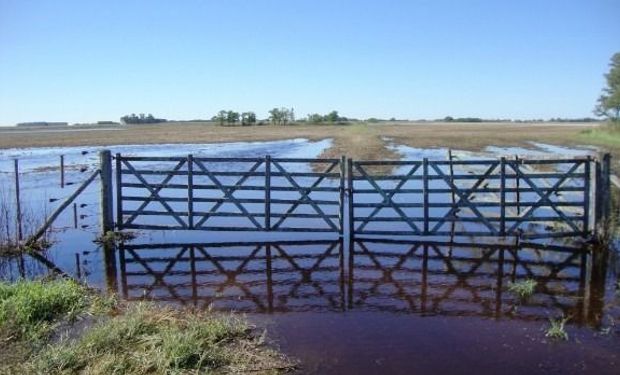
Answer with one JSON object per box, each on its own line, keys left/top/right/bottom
{"left": 14, "top": 159, "right": 23, "bottom": 241}
{"left": 595, "top": 153, "right": 611, "bottom": 236}
{"left": 583, "top": 156, "right": 591, "bottom": 236}
{"left": 60, "top": 155, "right": 65, "bottom": 188}
{"left": 115, "top": 153, "right": 122, "bottom": 230}
{"left": 100, "top": 150, "right": 114, "bottom": 234}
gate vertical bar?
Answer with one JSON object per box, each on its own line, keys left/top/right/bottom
{"left": 115, "top": 153, "right": 123, "bottom": 230}
{"left": 448, "top": 150, "right": 456, "bottom": 239}
{"left": 347, "top": 158, "right": 354, "bottom": 241}
{"left": 500, "top": 157, "right": 506, "bottom": 236}
{"left": 265, "top": 155, "right": 271, "bottom": 231}
{"left": 515, "top": 155, "right": 521, "bottom": 215}
{"left": 99, "top": 150, "right": 114, "bottom": 234}
{"left": 187, "top": 154, "right": 194, "bottom": 229}
{"left": 423, "top": 158, "right": 429, "bottom": 235}
{"left": 583, "top": 156, "right": 591, "bottom": 236}
{"left": 339, "top": 155, "right": 345, "bottom": 236}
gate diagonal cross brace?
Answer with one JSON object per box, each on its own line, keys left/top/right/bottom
{"left": 430, "top": 162, "right": 499, "bottom": 235}
{"left": 354, "top": 163, "right": 422, "bottom": 234}
{"left": 356, "top": 163, "right": 422, "bottom": 232}
{"left": 122, "top": 159, "right": 188, "bottom": 228}
{"left": 193, "top": 159, "right": 264, "bottom": 229}
{"left": 506, "top": 161, "right": 582, "bottom": 234}
{"left": 271, "top": 160, "right": 339, "bottom": 231}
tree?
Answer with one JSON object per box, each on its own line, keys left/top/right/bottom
{"left": 325, "top": 110, "right": 340, "bottom": 123}
{"left": 226, "top": 110, "right": 240, "bottom": 125}
{"left": 307, "top": 113, "right": 323, "bottom": 123}
{"left": 269, "top": 107, "right": 292, "bottom": 125}
{"left": 120, "top": 113, "right": 166, "bottom": 124}
{"left": 595, "top": 52, "right": 620, "bottom": 122}
{"left": 241, "top": 112, "right": 256, "bottom": 126}
{"left": 213, "top": 110, "right": 227, "bottom": 126}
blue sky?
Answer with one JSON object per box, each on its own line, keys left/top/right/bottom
{"left": 0, "top": 0, "right": 618, "bottom": 125}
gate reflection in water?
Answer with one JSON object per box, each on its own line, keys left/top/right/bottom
{"left": 110, "top": 239, "right": 604, "bottom": 325}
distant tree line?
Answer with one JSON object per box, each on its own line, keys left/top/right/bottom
{"left": 212, "top": 110, "right": 257, "bottom": 126}
{"left": 120, "top": 113, "right": 167, "bottom": 124}
{"left": 305, "top": 110, "right": 347, "bottom": 124}
{"left": 16, "top": 121, "right": 68, "bottom": 127}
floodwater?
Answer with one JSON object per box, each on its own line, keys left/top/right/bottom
{"left": 1, "top": 139, "right": 619, "bottom": 374}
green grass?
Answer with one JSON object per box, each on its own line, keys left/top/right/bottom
{"left": 0, "top": 279, "right": 293, "bottom": 374}
{"left": 30, "top": 303, "right": 293, "bottom": 374}
{"left": 507, "top": 279, "right": 538, "bottom": 299}
{"left": 29, "top": 303, "right": 293, "bottom": 374}
{"left": 579, "top": 128, "right": 620, "bottom": 147}
{"left": 0, "top": 279, "right": 90, "bottom": 341}
{"left": 545, "top": 317, "right": 569, "bottom": 341}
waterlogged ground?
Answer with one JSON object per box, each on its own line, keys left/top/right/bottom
{"left": 1, "top": 139, "right": 619, "bottom": 375}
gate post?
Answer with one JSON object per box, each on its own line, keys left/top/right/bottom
{"left": 99, "top": 150, "right": 114, "bottom": 234}
{"left": 115, "top": 153, "right": 122, "bottom": 230}
{"left": 347, "top": 158, "right": 354, "bottom": 242}
{"left": 595, "top": 153, "right": 611, "bottom": 237}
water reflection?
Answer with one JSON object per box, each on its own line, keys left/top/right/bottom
{"left": 102, "top": 239, "right": 610, "bottom": 326}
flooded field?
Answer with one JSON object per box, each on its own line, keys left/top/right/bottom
{"left": 1, "top": 139, "right": 619, "bottom": 374}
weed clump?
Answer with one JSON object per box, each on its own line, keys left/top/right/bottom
{"left": 0, "top": 239, "right": 51, "bottom": 258}
{"left": 545, "top": 317, "right": 569, "bottom": 341}
{"left": 94, "top": 231, "right": 136, "bottom": 246}
{"left": 507, "top": 279, "right": 537, "bottom": 299}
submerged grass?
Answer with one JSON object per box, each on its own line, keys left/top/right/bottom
{"left": 0, "top": 279, "right": 293, "bottom": 374}
{"left": 507, "top": 279, "right": 538, "bottom": 299}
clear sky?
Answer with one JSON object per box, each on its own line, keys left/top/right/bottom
{"left": 0, "top": 0, "right": 618, "bottom": 125}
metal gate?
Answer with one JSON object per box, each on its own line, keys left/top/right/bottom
{"left": 116, "top": 154, "right": 345, "bottom": 233}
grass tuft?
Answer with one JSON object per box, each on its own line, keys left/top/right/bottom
{"left": 507, "top": 279, "right": 537, "bottom": 299}
{"left": 545, "top": 317, "right": 569, "bottom": 341}
{"left": 94, "top": 231, "right": 136, "bottom": 246}
{"left": 30, "top": 303, "right": 294, "bottom": 374}
{"left": 0, "top": 279, "right": 89, "bottom": 342}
